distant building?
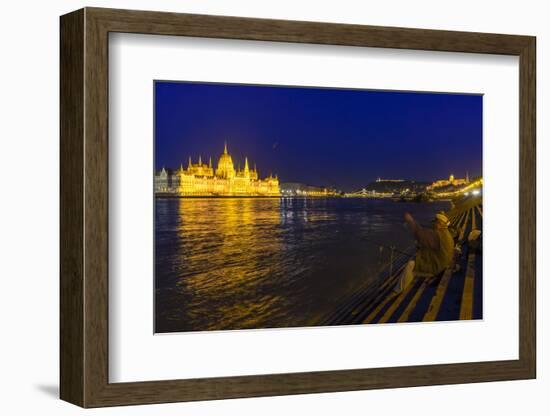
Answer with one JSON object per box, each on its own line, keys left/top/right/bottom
{"left": 363, "top": 179, "right": 429, "bottom": 195}
{"left": 155, "top": 167, "right": 178, "bottom": 193}
{"left": 427, "top": 173, "right": 470, "bottom": 191}
{"left": 155, "top": 143, "right": 280, "bottom": 196}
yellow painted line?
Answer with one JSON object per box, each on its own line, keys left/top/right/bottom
{"left": 458, "top": 209, "right": 470, "bottom": 241}
{"left": 471, "top": 207, "right": 477, "bottom": 231}
{"left": 397, "top": 279, "right": 429, "bottom": 323}
{"left": 460, "top": 209, "right": 470, "bottom": 229}
{"left": 349, "top": 263, "right": 406, "bottom": 317}
{"left": 459, "top": 253, "right": 476, "bottom": 320}
{"left": 454, "top": 211, "right": 466, "bottom": 228}
{"left": 379, "top": 264, "right": 405, "bottom": 290}
{"left": 378, "top": 278, "right": 418, "bottom": 323}
{"left": 450, "top": 210, "right": 462, "bottom": 225}
{"left": 423, "top": 267, "right": 454, "bottom": 322}
{"left": 363, "top": 292, "right": 398, "bottom": 324}
{"left": 476, "top": 205, "right": 483, "bottom": 218}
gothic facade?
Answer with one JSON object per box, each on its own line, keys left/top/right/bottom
{"left": 155, "top": 143, "right": 280, "bottom": 196}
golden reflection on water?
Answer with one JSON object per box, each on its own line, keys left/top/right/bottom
{"left": 175, "top": 198, "right": 285, "bottom": 330}
{"left": 155, "top": 197, "right": 450, "bottom": 332}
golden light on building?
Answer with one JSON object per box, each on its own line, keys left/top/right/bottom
{"left": 155, "top": 143, "right": 280, "bottom": 197}
{"left": 427, "top": 172, "right": 470, "bottom": 191}
{"left": 432, "top": 178, "right": 483, "bottom": 198}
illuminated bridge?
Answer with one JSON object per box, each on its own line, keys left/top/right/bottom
{"left": 343, "top": 188, "right": 393, "bottom": 198}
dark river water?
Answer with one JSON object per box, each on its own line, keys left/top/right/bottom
{"left": 155, "top": 197, "right": 450, "bottom": 333}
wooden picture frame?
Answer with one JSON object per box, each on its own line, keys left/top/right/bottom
{"left": 60, "top": 7, "right": 536, "bottom": 408}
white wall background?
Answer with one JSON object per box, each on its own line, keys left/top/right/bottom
{"left": 0, "top": 0, "right": 546, "bottom": 414}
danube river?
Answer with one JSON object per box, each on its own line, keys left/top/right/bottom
{"left": 155, "top": 197, "right": 450, "bottom": 333}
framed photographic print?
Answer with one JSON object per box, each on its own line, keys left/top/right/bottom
{"left": 60, "top": 7, "right": 536, "bottom": 407}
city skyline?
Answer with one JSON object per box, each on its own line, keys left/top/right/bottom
{"left": 155, "top": 81, "right": 482, "bottom": 192}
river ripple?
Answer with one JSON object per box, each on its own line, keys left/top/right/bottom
{"left": 155, "top": 197, "right": 449, "bottom": 332}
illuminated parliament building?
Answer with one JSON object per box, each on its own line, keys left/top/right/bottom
{"left": 155, "top": 143, "right": 280, "bottom": 196}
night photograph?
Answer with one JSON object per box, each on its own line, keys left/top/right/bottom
{"left": 153, "top": 81, "right": 483, "bottom": 333}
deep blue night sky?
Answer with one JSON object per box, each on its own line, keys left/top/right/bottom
{"left": 155, "top": 81, "right": 482, "bottom": 192}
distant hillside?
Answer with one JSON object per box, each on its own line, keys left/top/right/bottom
{"left": 363, "top": 180, "right": 430, "bottom": 193}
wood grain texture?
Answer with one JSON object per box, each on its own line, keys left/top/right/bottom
{"left": 88, "top": 7, "right": 532, "bottom": 54}
{"left": 59, "top": 8, "right": 84, "bottom": 407}
{"left": 83, "top": 10, "right": 110, "bottom": 406}
{"left": 518, "top": 38, "right": 536, "bottom": 377}
{"left": 59, "top": 7, "right": 537, "bottom": 408}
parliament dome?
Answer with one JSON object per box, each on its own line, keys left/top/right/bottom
{"left": 216, "top": 142, "right": 236, "bottom": 178}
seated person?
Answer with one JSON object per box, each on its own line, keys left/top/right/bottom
{"left": 394, "top": 212, "right": 455, "bottom": 294}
